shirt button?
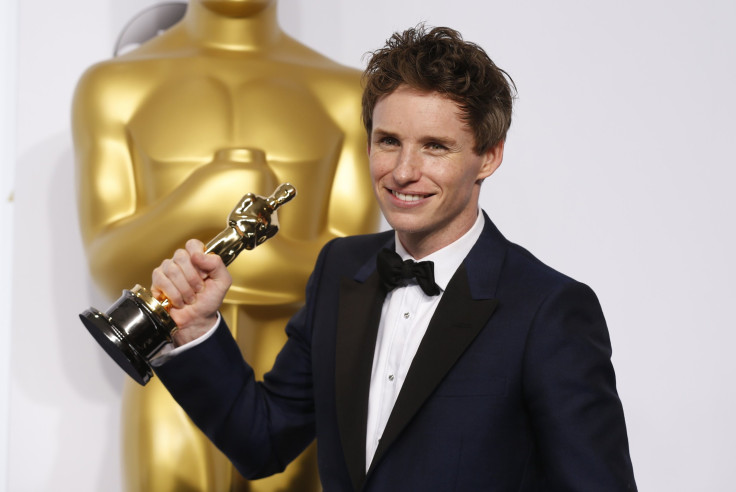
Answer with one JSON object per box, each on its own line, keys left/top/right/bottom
{"left": 403, "top": 312, "right": 410, "bottom": 319}
{"left": 388, "top": 374, "right": 395, "bottom": 381}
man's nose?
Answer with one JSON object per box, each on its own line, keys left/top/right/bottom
{"left": 391, "top": 148, "right": 421, "bottom": 184}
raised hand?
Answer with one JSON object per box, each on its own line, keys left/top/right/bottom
{"left": 151, "top": 239, "right": 232, "bottom": 346}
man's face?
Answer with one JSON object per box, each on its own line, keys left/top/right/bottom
{"left": 369, "top": 85, "right": 503, "bottom": 257}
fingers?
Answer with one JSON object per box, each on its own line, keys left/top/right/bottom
{"left": 188, "top": 239, "right": 232, "bottom": 291}
{"left": 185, "top": 239, "right": 210, "bottom": 279}
{"left": 149, "top": 238, "right": 232, "bottom": 339}
{"left": 151, "top": 243, "right": 204, "bottom": 308}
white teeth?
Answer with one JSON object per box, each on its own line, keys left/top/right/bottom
{"left": 392, "top": 190, "right": 425, "bottom": 202}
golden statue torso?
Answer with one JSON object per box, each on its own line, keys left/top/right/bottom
{"left": 74, "top": 3, "right": 379, "bottom": 490}
{"left": 77, "top": 27, "right": 377, "bottom": 303}
{"left": 126, "top": 56, "right": 352, "bottom": 302}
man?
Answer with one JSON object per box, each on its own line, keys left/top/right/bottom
{"left": 151, "top": 26, "right": 637, "bottom": 491}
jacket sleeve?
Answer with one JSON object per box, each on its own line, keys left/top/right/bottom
{"left": 155, "top": 240, "right": 335, "bottom": 479}
{"left": 522, "top": 280, "right": 637, "bottom": 491}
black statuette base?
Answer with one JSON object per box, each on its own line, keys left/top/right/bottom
{"left": 80, "top": 290, "right": 172, "bottom": 385}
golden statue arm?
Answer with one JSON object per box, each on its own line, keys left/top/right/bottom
{"left": 83, "top": 166, "right": 250, "bottom": 296}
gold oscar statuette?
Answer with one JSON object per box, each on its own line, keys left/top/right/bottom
{"left": 80, "top": 183, "right": 297, "bottom": 385}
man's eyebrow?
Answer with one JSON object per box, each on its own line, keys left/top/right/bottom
{"left": 371, "top": 128, "right": 397, "bottom": 139}
{"left": 420, "top": 134, "right": 458, "bottom": 148}
{"left": 372, "top": 128, "right": 457, "bottom": 146}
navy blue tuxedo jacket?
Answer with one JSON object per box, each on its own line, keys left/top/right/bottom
{"left": 157, "top": 213, "right": 636, "bottom": 491}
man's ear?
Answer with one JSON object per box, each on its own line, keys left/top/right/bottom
{"left": 477, "top": 140, "right": 505, "bottom": 181}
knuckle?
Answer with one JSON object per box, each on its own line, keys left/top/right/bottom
{"left": 167, "top": 293, "right": 183, "bottom": 308}
{"left": 186, "top": 238, "right": 204, "bottom": 253}
{"left": 161, "top": 258, "right": 177, "bottom": 275}
{"left": 172, "top": 248, "right": 188, "bottom": 262}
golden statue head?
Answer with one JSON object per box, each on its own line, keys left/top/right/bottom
{"left": 197, "top": 0, "right": 275, "bottom": 18}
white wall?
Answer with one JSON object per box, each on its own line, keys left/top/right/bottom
{"left": 8, "top": 1, "right": 736, "bottom": 490}
{"left": 1, "top": 1, "right": 19, "bottom": 490}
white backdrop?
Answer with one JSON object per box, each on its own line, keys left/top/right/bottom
{"left": 1, "top": 0, "right": 18, "bottom": 489}
{"left": 7, "top": 1, "right": 736, "bottom": 490}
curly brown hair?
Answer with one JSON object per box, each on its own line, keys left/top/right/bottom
{"left": 362, "top": 25, "right": 516, "bottom": 154}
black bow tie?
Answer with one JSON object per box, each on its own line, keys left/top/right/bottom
{"left": 376, "top": 248, "right": 441, "bottom": 296}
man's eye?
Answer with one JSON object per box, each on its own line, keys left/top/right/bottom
{"left": 380, "top": 137, "right": 399, "bottom": 146}
{"left": 427, "top": 142, "right": 447, "bottom": 151}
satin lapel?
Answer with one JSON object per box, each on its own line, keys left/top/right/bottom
{"left": 368, "top": 264, "right": 498, "bottom": 474}
{"left": 335, "top": 271, "right": 385, "bottom": 491}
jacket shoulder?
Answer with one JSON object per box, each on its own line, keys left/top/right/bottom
{"left": 320, "top": 230, "right": 393, "bottom": 272}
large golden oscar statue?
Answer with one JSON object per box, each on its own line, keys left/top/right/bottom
{"left": 72, "top": 1, "right": 379, "bottom": 490}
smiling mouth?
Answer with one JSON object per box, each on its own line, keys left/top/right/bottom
{"left": 391, "top": 190, "right": 430, "bottom": 202}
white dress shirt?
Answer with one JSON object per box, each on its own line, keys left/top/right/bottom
{"left": 364, "top": 211, "right": 484, "bottom": 471}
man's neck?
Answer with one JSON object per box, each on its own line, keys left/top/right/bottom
{"left": 183, "top": 1, "right": 282, "bottom": 51}
{"left": 398, "top": 211, "right": 482, "bottom": 260}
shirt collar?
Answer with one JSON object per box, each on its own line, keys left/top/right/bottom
{"left": 394, "top": 210, "right": 485, "bottom": 292}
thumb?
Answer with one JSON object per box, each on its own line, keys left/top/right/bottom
{"left": 184, "top": 238, "right": 225, "bottom": 280}
{"left": 191, "top": 249, "right": 227, "bottom": 281}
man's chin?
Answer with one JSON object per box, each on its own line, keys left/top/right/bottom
{"left": 385, "top": 216, "right": 427, "bottom": 236}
